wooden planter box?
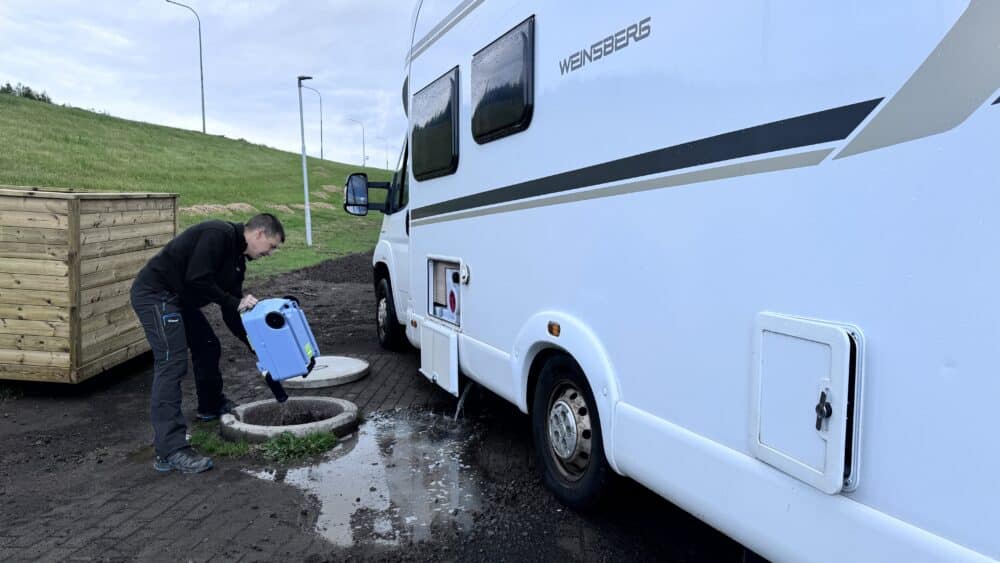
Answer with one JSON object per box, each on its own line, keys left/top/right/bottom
{"left": 0, "top": 187, "right": 178, "bottom": 383}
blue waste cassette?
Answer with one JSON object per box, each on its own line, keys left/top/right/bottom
{"left": 241, "top": 297, "right": 319, "bottom": 382}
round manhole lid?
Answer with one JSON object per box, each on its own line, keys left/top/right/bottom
{"left": 282, "top": 356, "right": 369, "bottom": 389}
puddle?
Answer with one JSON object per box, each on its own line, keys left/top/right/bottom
{"left": 249, "top": 410, "right": 484, "bottom": 546}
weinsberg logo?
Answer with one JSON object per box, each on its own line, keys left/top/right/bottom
{"left": 559, "top": 17, "right": 652, "bottom": 76}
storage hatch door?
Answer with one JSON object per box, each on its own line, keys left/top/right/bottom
{"left": 750, "top": 313, "right": 859, "bottom": 494}
{"left": 419, "top": 319, "right": 459, "bottom": 396}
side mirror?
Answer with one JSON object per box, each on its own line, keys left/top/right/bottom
{"left": 344, "top": 173, "right": 369, "bottom": 216}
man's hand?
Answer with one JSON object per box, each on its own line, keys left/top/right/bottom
{"left": 238, "top": 294, "right": 259, "bottom": 313}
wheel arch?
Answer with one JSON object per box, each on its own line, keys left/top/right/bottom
{"left": 513, "top": 312, "right": 623, "bottom": 475}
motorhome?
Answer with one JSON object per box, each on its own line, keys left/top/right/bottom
{"left": 343, "top": 1, "right": 1000, "bottom": 561}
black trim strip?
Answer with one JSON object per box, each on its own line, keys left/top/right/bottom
{"left": 993, "top": 95, "right": 999, "bottom": 105}
{"left": 412, "top": 98, "right": 882, "bottom": 220}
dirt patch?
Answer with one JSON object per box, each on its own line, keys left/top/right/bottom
{"left": 181, "top": 202, "right": 258, "bottom": 215}
{"left": 268, "top": 204, "right": 294, "bottom": 214}
{"left": 322, "top": 185, "right": 342, "bottom": 194}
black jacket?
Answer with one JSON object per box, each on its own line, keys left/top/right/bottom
{"left": 134, "top": 220, "right": 249, "bottom": 344}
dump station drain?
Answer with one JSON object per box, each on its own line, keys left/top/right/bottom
{"left": 282, "top": 356, "right": 370, "bottom": 389}
{"left": 221, "top": 397, "right": 358, "bottom": 443}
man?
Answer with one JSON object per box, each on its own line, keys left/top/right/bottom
{"left": 130, "top": 213, "right": 285, "bottom": 474}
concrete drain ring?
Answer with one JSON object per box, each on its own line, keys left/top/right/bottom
{"left": 282, "top": 356, "right": 369, "bottom": 389}
{"left": 220, "top": 397, "right": 358, "bottom": 443}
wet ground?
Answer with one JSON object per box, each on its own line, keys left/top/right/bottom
{"left": 0, "top": 252, "right": 752, "bottom": 562}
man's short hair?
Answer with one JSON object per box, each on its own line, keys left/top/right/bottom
{"left": 245, "top": 213, "right": 285, "bottom": 243}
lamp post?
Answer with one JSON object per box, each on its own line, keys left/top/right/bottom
{"left": 297, "top": 75, "right": 313, "bottom": 246}
{"left": 301, "top": 85, "right": 323, "bottom": 160}
{"left": 347, "top": 117, "right": 366, "bottom": 170}
{"left": 165, "top": 0, "right": 206, "bottom": 134}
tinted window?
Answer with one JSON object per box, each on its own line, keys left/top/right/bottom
{"left": 412, "top": 67, "right": 459, "bottom": 181}
{"left": 471, "top": 16, "right": 534, "bottom": 144}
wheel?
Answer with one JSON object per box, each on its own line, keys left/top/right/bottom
{"left": 375, "top": 277, "right": 404, "bottom": 350}
{"left": 532, "top": 354, "right": 613, "bottom": 510}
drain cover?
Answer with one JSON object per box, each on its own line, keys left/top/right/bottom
{"left": 282, "top": 356, "right": 369, "bottom": 389}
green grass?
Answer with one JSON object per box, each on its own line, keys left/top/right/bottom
{"left": 0, "top": 94, "right": 392, "bottom": 277}
{"left": 189, "top": 425, "right": 251, "bottom": 457}
{"left": 260, "top": 431, "right": 337, "bottom": 463}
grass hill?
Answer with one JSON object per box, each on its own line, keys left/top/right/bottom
{"left": 0, "top": 93, "right": 390, "bottom": 278}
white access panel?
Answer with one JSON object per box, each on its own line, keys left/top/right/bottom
{"left": 750, "top": 313, "right": 860, "bottom": 494}
{"left": 419, "top": 319, "right": 459, "bottom": 396}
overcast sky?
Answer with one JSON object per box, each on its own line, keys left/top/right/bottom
{"left": 0, "top": 0, "right": 413, "bottom": 169}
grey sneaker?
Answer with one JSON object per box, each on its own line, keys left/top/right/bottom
{"left": 196, "top": 398, "right": 237, "bottom": 422}
{"left": 154, "top": 447, "right": 214, "bottom": 474}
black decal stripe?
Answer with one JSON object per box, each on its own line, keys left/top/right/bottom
{"left": 993, "top": 95, "right": 999, "bottom": 105}
{"left": 411, "top": 98, "right": 882, "bottom": 221}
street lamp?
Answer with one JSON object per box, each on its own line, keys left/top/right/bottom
{"left": 346, "top": 117, "right": 366, "bottom": 170}
{"left": 297, "top": 75, "right": 313, "bottom": 247}
{"left": 301, "top": 85, "right": 323, "bottom": 160}
{"left": 165, "top": 0, "right": 206, "bottom": 134}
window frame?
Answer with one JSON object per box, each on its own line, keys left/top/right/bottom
{"left": 471, "top": 15, "right": 535, "bottom": 145}
{"left": 411, "top": 66, "right": 460, "bottom": 182}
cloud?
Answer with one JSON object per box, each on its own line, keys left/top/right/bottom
{"left": 0, "top": 0, "right": 412, "bottom": 165}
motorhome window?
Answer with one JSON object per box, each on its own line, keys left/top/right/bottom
{"left": 471, "top": 16, "right": 534, "bottom": 144}
{"left": 412, "top": 67, "right": 459, "bottom": 181}
{"left": 390, "top": 145, "right": 409, "bottom": 211}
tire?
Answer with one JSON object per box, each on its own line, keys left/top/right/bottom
{"left": 375, "top": 277, "right": 404, "bottom": 350}
{"left": 532, "top": 354, "right": 613, "bottom": 510}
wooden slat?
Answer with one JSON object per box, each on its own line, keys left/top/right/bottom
{"left": 81, "top": 316, "right": 140, "bottom": 349}
{"left": 0, "top": 287, "right": 69, "bottom": 306}
{"left": 0, "top": 303, "right": 70, "bottom": 322}
{"left": 0, "top": 241, "right": 69, "bottom": 260}
{"left": 0, "top": 258, "right": 68, "bottom": 277}
{"left": 80, "top": 304, "right": 136, "bottom": 333}
{"left": 82, "top": 326, "right": 146, "bottom": 364}
{"left": 0, "top": 349, "right": 70, "bottom": 368}
{"left": 0, "top": 226, "right": 69, "bottom": 244}
{"left": 80, "top": 293, "right": 131, "bottom": 320}
{"left": 0, "top": 363, "right": 69, "bottom": 383}
{"left": 79, "top": 198, "right": 175, "bottom": 213}
{"left": 79, "top": 209, "right": 176, "bottom": 229}
{"left": 75, "top": 337, "right": 149, "bottom": 383}
{"left": 0, "top": 196, "right": 68, "bottom": 213}
{"left": 0, "top": 272, "right": 68, "bottom": 291}
{"left": 68, "top": 196, "right": 81, "bottom": 374}
{"left": 80, "top": 233, "right": 171, "bottom": 259}
{"left": 81, "top": 278, "right": 133, "bottom": 305}
{"left": 80, "top": 221, "right": 174, "bottom": 244}
{"left": 0, "top": 333, "right": 71, "bottom": 353}
{"left": 0, "top": 211, "right": 68, "bottom": 230}
{"left": 0, "top": 318, "right": 70, "bottom": 338}
{"left": 80, "top": 247, "right": 159, "bottom": 276}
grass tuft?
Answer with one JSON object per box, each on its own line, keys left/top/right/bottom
{"left": 189, "top": 427, "right": 251, "bottom": 457}
{"left": 260, "top": 431, "right": 337, "bottom": 463}
{"left": 0, "top": 384, "right": 22, "bottom": 401}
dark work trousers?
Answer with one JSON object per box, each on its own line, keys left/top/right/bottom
{"left": 131, "top": 282, "right": 226, "bottom": 458}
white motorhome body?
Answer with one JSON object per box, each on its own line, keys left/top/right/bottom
{"left": 351, "top": 1, "right": 1000, "bottom": 561}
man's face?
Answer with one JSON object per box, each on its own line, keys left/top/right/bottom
{"left": 246, "top": 229, "right": 282, "bottom": 259}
